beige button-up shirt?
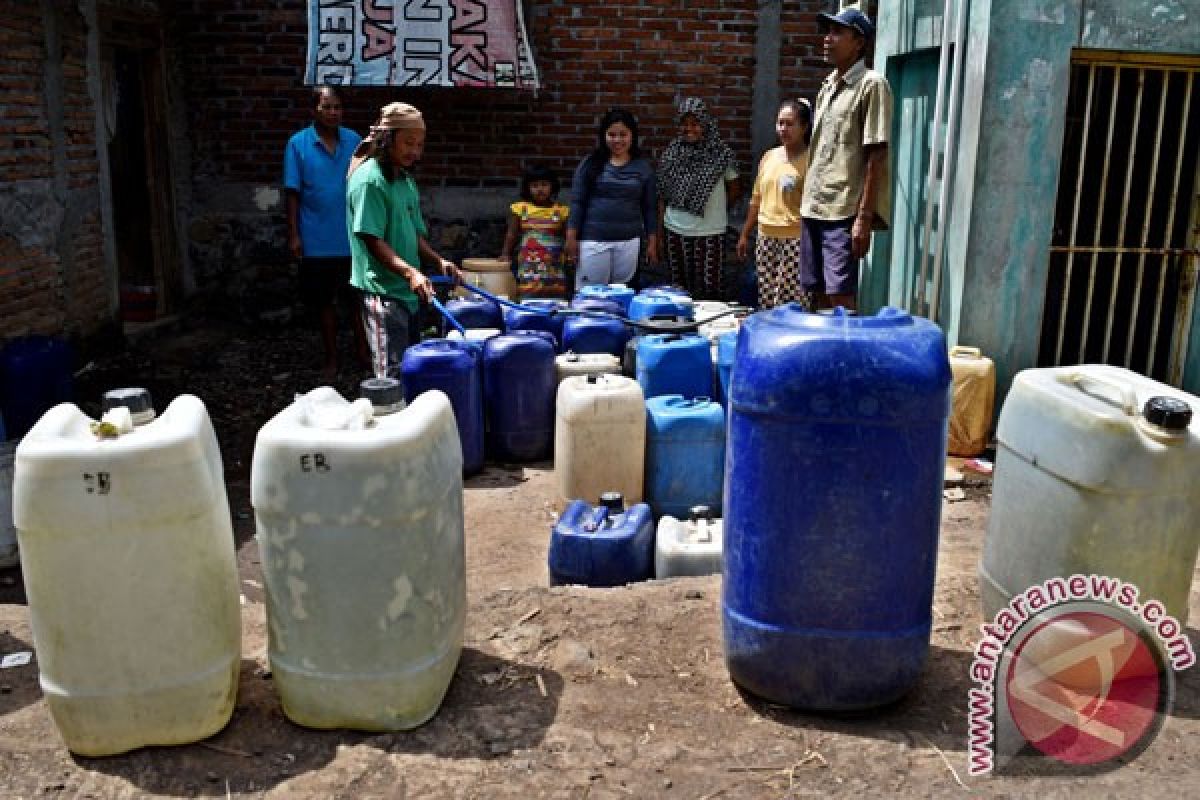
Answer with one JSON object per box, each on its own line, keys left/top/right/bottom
{"left": 801, "top": 59, "right": 893, "bottom": 230}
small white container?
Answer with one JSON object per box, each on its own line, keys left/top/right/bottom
{"left": 696, "top": 302, "right": 742, "bottom": 342}
{"left": 555, "top": 374, "right": 646, "bottom": 505}
{"left": 655, "top": 506, "right": 724, "bottom": 578}
{"left": 980, "top": 365, "right": 1200, "bottom": 622}
{"left": 14, "top": 391, "right": 241, "bottom": 755}
{"left": 447, "top": 327, "right": 502, "bottom": 343}
{"left": 252, "top": 387, "right": 465, "bottom": 731}
{"left": 555, "top": 351, "right": 622, "bottom": 386}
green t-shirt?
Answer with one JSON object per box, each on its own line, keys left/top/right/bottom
{"left": 347, "top": 159, "right": 426, "bottom": 313}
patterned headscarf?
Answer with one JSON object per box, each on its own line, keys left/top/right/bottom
{"left": 657, "top": 98, "right": 737, "bottom": 217}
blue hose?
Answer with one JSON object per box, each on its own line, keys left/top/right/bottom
{"left": 425, "top": 274, "right": 747, "bottom": 332}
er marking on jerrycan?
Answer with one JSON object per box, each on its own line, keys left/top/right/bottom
{"left": 722, "top": 305, "right": 951, "bottom": 711}
{"left": 252, "top": 386, "right": 465, "bottom": 731}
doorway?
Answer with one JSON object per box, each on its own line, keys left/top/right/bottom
{"left": 101, "top": 22, "right": 180, "bottom": 324}
{"left": 1037, "top": 52, "right": 1200, "bottom": 385}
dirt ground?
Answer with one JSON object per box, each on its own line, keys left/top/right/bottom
{"left": 1, "top": 316, "right": 1198, "bottom": 798}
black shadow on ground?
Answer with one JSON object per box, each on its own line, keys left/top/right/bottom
{"left": 1166, "top": 626, "right": 1200, "bottom": 720}
{"left": 0, "top": 566, "right": 26, "bottom": 606}
{"left": 73, "top": 649, "right": 563, "bottom": 796}
{"left": 0, "top": 630, "right": 39, "bottom": 717}
{"left": 465, "top": 462, "right": 549, "bottom": 491}
{"left": 735, "top": 643, "right": 976, "bottom": 754}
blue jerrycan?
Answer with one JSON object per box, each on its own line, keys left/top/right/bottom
{"left": 549, "top": 492, "right": 655, "bottom": 587}
{"left": 645, "top": 395, "right": 725, "bottom": 518}
{"left": 401, "top": 340, "right": 485, "bottom": 475}
{"left": 482, "top": 333, "right": 556, "bottom": 462}
{"left": 723, "top": 305, "right": 950, "bottom": 711}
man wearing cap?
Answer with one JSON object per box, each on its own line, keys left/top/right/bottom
{"left": 800, "top": 7, "right": 893, "bottom": 312}
{"left": 346, "top": 102, "right": 462, "bottom": 380}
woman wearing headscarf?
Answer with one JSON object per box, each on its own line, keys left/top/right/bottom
{"left": 656, "top": 98, "right": 741, "bottom": 299}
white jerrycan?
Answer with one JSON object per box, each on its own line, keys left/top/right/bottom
{"left": 251, "top": 383, "right": 465, "bottom": 731}
{"left": 13, "top": 389, "right": 241, "bottom": 756}
{"left": 981, "top": 366, "right": 1200, "bottom": 623}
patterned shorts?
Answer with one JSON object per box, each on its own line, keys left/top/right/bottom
{"left": 754, "top": 235, "right": 807, "bottom": 310}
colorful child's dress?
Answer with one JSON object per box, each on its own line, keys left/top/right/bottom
{"left": 512, "top": 201, "right": 569, "bottom": 298}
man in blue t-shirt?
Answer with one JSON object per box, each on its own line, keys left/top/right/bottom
{"left": 283, "top": 85, "right": 367, "bottom": 380}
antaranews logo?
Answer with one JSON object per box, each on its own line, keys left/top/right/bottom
{"left": 967, "top": 574, "right": 1195, "bottom": 776}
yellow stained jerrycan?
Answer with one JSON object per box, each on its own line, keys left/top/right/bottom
{"left": 457, "top": 257, "right": 517, "bottom": 299}
{"left": 251, "top": 383, "right": 465, "bottom": 731}
{"left": 13, "top": 389, "right": 241, "bottom": 756}
{"left": 947, "top": 345, "right": 995, "bottom": 456}
{"left": 980, "top": 365, "right": 1200, "bottom": 623}
{"left": 555, "top": 374, "right": 645, "bottom": 506}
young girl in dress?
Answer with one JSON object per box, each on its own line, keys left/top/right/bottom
{"left": 499, "top": 163, "right": 570, "bottom": 298}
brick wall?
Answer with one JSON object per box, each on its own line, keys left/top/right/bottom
{"left": 0, "top": 0, "right": 109, "bottom": 341}
{"left": 170, "top": 0, "right": 835, "bottom": 282}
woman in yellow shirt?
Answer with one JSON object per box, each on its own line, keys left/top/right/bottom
{"left": 736, "top": 99, "right": 811, "bottom": 309}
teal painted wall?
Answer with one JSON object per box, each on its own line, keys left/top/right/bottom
{"left": 876, "top": 0, "right": 1200, "bottom": 405}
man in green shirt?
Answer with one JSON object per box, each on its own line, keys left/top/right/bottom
{"left": 347, "top": 102, "right": 462, "bottom": 379}
{"left": 800, "top": 8, "right": 893, "bottom": 312}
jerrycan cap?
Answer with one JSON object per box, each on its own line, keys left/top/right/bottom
{"left": 1143, "top": 396, "right": 1192, "bottom": 431}
{"left": 688, "top": 505, "right": 713, "bottom": 521}
{"left": 565, "top": 350, "right": 580, "bottom": 362}
{"left": 102, "top": 387, "right": 155, "bottom": 424}
{"left": 598, "top": 491, "right": 625, "bottom": 513}
{"left": 360, "top": 377, "right": 406, "bottom": 415}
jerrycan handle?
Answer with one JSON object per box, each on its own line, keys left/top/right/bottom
{"left": 950, "top": 346, "right": 982, "bottom": 358}
{"left": 1070, "top": 372, "right": 1137, "bottom": 416}
{"left": 582, "top": 506, "right": 609, "bottom": 532}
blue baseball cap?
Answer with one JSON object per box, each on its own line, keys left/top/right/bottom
{"left": 817, "top": 8, "right": 875, "bottom": 39}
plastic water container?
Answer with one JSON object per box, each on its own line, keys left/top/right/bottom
{"left": 442, "top": 296, "right": 504, "bottom": 332}
{"left": 637, "top": 334, "right": 713, "bottom": 400}
{"left": 505, "top": 300, "right": 566, "bottom": 348}
{"left": 555, "top": 374, "right": 646, "bottom": 505}
{"left": 402, "top": 340, "right": 484, "bottom": 476}
{"left": 555, "top": 352, "right": 622, "bottom": 385}
{"left": 549, "top": 493, "right": 655, "bottom": 586}
{"left": 576, "top": 284, "right": 635, "bottom": 314}
{"left": 0, "top": 441, "right": 17, "bottom": 568}
{"left": 645, "top": 395, "right": 725, "bottom": 518}
{"left": 569, "top": 296, "right": 624, "bottom": 316}
{"left": 561, "top": 315, "right": 630, "bottom": 357}
{"left": 447, "top": 328, "right": 501, "bottom": 344}
{"left": 723, "top": 305, "right": 951, "bottom": 711}
{"left": 0, "top": 336, "right": 74, "bottom": 440}
{"left": 947, "top": 345, "right": 995, "bottom": 456}
{"left": 483, "top": 333, "right": 556, "bottom": 462}
{"left": 14, "top": 389, "right": 240, "bottom": 755}
{"left": 629, "top": 291, "right": 694, "bottom": 322}
{"left": 458, "top": 257, "right": 517, "bottom": 300}
{"left": 655, "top": 506, "right": 723, "bottom": 579}
{"left": 252, "top": 386, "right": 464, "bottom": 731}
{"left": 980, "top": 365, "right": 1200, "bottom": 623}
{"left": 715, "top": 331, "right": 738, "bottom": 407}
{"left": 696, "top": 302, "right": 742, "bottom": 344}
